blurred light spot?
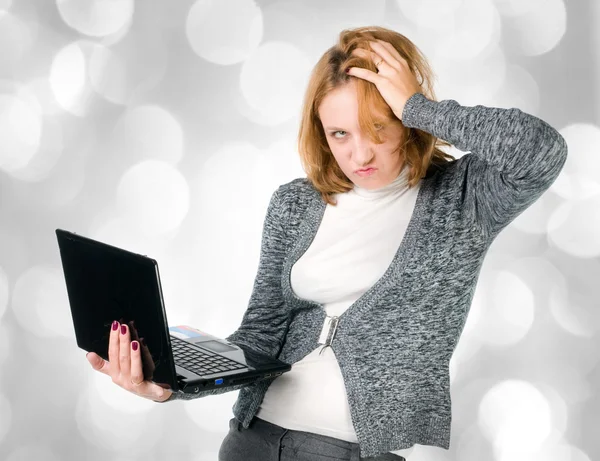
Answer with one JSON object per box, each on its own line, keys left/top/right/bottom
{"left": 9, "top": 115, "right": 64, "bottom": 183}
{"left": 114, "top": 105, "right": 184, "bottom": 164}
{"left": 427, "top": 0, "right": 499, "bottom": 60}
{"left": 89, "top": 43, "right": 127, "bottom": 105}
{"left": 487, "top": 64, "right": 540, "bottom": 117}
{"left": 494, "top": 0, "right": 545, "bottom": 16}
{"left": 551, "top": 124, "right": 600, "bottom": 201}
{"left": 479, "top": 380, "right": 553, "bottom": 456}
{"left": 549, "top": 271, "right": 597, "bottom": 338}
{"left": 75, "top": 384, "right": 163, "bottom": 453}
{"left": 0, "top": 12, "right": 37, "bottom": 70}
{"left": 184, "top": 392, "right": 239, "bottom": 432}
{"left": 433, "top": 44, "right": 507, "bottom": 107}
{"left": 49, "top": 41, "right": 90, "bottom": 116}
{"left": 5, "top": 446, "right": 60, "bottom": 461}
{"left": 497, "top": 0, "right": 567, "bottom": 56}
{"left": 0, "top": 0, "right": 12, "bottom": 17}
{"left": 396, "top": 0, "right": 464, "bottom": 30}
{"left": 95, "top": 28, "right": 169, "bottom": 101}
{"left": 238, "top": 41, "right": 311, "bottom": 125}
{"left": 28, "top": 77, "right": 63, "bottom": 115}
{"left": 548, "top": 197, "right": 600, "bottom": 258}
{"left": 89, "top": 215, "right": 174, "bottom": 266}
{"left": 547, "top": 361, "right": 594, "bottom": 406}
{"left": 479, "top": 270, "right": 535, "bottom": 346}
{"left": 116, "top": 160, "right": 190, "bottom": 237}
{"left": 186, "top": 0, "right": 263, "bottom": 65}
{"left": 0, "top": 321, "right": 10, "bottom": 373}
{"left": 194, "top": 141, "right": 265, "bottom": 223}
{"left": 0, "top": 227, "right": 30, "bottom": 279}
{"left": 56, "top": 0, "right": 134, "bottom": 38}
{"left": 0, "top": 91, "right": 43, "bottom": 173}
{"left": 0, "top": 265, "right": 8, "bottom": 322}
{"left": 11, "top": 265, "right": 73, "bottom": 339}
{"left": 0, "top": 393, "right": 9, "bottom": 445}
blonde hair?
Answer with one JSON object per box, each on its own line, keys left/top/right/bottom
{"left": 297, "top": 25, "right": 455, "bottom": 206}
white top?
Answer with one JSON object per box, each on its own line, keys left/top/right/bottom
{"left": 256, "top": 166, "right": 422, "bottom": 458}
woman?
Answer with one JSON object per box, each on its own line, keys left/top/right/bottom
{"left": 86, "top": 26, "right": 568, "bottom": 460}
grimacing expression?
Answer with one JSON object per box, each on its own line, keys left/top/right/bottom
{"left": 318, "top": 81, "right": 406, "bottom": 190}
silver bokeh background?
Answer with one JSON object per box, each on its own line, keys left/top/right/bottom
{"left": 0, "top": 0, "right": 599, "bottom": 460}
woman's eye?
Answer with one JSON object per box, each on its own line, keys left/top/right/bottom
{"left": 331, "top": 125, "right": 382, "bottom": 139}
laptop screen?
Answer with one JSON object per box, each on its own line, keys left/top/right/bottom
{"left": 56, "top": 229, "right": 178, "bottom": 391}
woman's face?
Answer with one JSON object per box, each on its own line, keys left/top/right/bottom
{"left": 318, "top": 81, "right": 406, "bottom": 190}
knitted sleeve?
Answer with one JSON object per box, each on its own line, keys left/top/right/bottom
{"left": 401, "top": 92, "right": 568, "bottom": 238}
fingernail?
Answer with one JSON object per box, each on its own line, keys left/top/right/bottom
{"left": 112, "top": 321, "right": 118, "bottom": 331}
{"left": 345, "top": 67, "right": 350, "bottom": 73}
{"left": 132, "top": 341, "right": 138, "bottom": 351}
{"left": 121, "top": 324, "right": 126, "bottom": 335}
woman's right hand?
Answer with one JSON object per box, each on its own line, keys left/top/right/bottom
{"left": 86, "top": 320, "right": 173, "bottom": 402}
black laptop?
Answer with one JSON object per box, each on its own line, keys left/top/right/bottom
{"left": 55, "top": 228, "right": 291, "bottom": 395}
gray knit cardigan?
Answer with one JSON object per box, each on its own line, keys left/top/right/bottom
{"left": 159, "top": 92, "right": 568, "bottom": 458}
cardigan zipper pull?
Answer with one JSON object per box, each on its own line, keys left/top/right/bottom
{"left": 318, "top": 315, "right": 340, "bottom": 356}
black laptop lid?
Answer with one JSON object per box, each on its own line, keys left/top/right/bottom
{"left": 56, "top": 229, "right": 179, "bottom": 391}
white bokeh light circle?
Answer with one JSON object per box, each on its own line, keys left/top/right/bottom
{"left": 49, "top": 41, "right": 93, "bottom": 116}
{"left": 395, "top": 0, "right": 464, "bottom": 30}
{"left": 494, "top": 0, "right": 546, "bottom": 17}
{"left": 75, "top": 384, "right": 163, "bottom": 455}
{"left": 11, "top": 265, "right": 74, "bottom": 339}
{"left": 0, "top": 265, "right": 8, "bottom": 321}
{"left": 5, "top": 446, "right": 60, "bottom": 461}
{"left": 549, "top": 271, "right": 597, "bottom": 338}
{"left": 432, "top": 0, "right": 499, "bottom": 61}
{"left": 88, "top": 43, "right": 128, "bottom": 105}
{"left": 476, "top": 269, "right": 534, "bottom": 347}
{"left": 551, "top": 124, "right": 600, "bottom": 201}
{"left": 487, "top": 64, "right": 540, "bottom": 119}
{"left": 186, "top": 0, "right": 263, "bottom": 65}
{"left": 116, "top": 160, "right": 190, "bottom": 237}
{"left": 9, "top": 115, "right": 64, "bottom": 183}
{"left": 0, "top": 391, "right": 10, "bottom": 446}
{"left": 0, "top": 91, "right": 43, "bottom": 173}
{"left": 0, "top": 0, "right": 12, "bottom": 16}
{"left": 27, "top": 77, "right": 63, "bottom": 115}
{"left": 184, "top": 391, "right": 240, "bottom": 433}
{"left": 0, "top": 317, "right": 10, "bottom": 367}
{"left": 238, "top": 41, "right": 311, "bottom": 126}
{"left": 499, "top": 0, "right": 567, "bottom": 56}
{"left": 479, "top": 380, "right": 553, "bottom": 455}
{"left": 432, "top": 44, "right": 508, "bottom": 107}
{"left": 547, "top": 196, "right": 600, "bottom": 258}
{"left": 0, "top": 12, "right": 37, "bottom": 67}
{"left": 115, "top": 105, "right": 184, "bottom": 164}
{"left": 56, "top": 0, "right": 134, "bottom": 38}
{"left": 194, "top": 141, "right": 267, "bottom": 223}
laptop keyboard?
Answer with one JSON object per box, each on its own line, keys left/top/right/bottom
{"left": 170, "top": 335, "right": 247, "bottom": 376}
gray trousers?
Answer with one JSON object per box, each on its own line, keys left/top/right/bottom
{"left": 218, "top": 416, "right": 406, "bottom": 461}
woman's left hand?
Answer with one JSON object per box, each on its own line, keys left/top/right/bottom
{"left": 346, "top": 39, "right": 422, "bottom": 121}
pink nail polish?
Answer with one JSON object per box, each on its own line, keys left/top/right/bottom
{"left": 121, "top": 325, "right": 126, "bottom": 335}
{"left": 112, "top": 321, "right": 118, "bottom": 331}
{"left": 132, "top": 341, "right": 138, "bottom": 351}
